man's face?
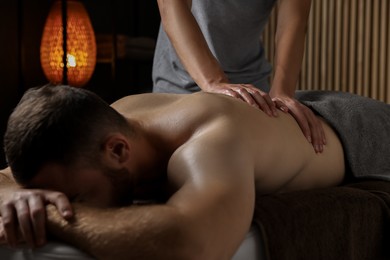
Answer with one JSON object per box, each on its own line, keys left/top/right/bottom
{"left": 27, "top": 163, "right": 134, "bottom": 207}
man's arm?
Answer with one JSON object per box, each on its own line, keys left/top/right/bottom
{"left": 46, "top": 203, "right": 191, "bottom": 259}
{"left": 0, "top": 168, "right": 73, "bottom": 248}
{"left": 0, "top": 168, "right": 16, "bottom": 188}
{"left": 46, "top": 125, "right": 255, "bottom": 259}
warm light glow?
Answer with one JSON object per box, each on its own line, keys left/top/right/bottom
{"left": 40, "top": 0, "right": 96, "bottom": 87}
{"left": 67, "top": 54, "right": 77, "bottom": 67}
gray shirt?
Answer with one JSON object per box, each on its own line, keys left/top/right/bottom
{"left": 152, "top": 0, "right": 277, "bottom": 94}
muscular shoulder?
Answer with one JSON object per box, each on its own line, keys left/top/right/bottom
{"left": 167, "top": 114, "right": 252, "bottom": 190}
{"left": 111, "top": 93, "right": 184, "bottom": 113}
{"left": 111, "top": 92, "right": 239, "bottom": 133}
{"left": 112, "top": 92, "right": 232, "bottom": 112}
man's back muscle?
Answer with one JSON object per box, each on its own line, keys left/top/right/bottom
{"left": 112, "top": 92, "right": 345, "bottom": 194}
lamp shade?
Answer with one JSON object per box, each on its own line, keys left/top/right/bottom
{"left": 40, "top": 0, "right": 97, "bottom": 87}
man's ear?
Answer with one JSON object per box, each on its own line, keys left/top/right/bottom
{"left": 101, "top": 133, "right": 131, "bottom": 169}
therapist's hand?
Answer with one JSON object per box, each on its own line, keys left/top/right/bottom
{"left": 272, "top": 95, "right": 326, "bottom": 153}
{"left": 205, "top": 82, "right": 280, "bottom": 117}
{"left": 0, "top": 188, "right": 73, "bottom": 248}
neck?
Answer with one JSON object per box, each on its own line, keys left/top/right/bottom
{"left": 128, "top": 122, "right": 175, "bottom": 201}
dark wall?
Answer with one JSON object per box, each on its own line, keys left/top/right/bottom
{"left": 0, "top": 0, "right": 161, "bottom": 168}
{"left": 0, "top": 1, "right": 21, "bottom": 169}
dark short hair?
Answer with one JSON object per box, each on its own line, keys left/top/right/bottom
{"left": 4, "top": 85, "right": 131, "bottom": 185}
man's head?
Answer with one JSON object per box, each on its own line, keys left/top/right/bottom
{"left": 4, "top": 85, "right": 133, "bottom": 189}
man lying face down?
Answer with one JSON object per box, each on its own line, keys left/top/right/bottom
{"left": 0, "top": 85, "right": 346, "bottom": 259}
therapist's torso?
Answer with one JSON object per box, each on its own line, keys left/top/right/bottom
{"left": 153, "top": 0, "right": 277, "bottom": 94}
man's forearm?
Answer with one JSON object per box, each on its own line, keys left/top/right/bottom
{"left": 0, "top": 168, "right": 19, "bottom": 196}
{"left": 0, "top": 168, "right": 15, "bottom": 185}
{"left": 46, "top": 204, "right": 194, "bottom": 260}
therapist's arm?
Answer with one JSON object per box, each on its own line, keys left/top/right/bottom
{"left": 157, "top": 0, "right": 276, "bottom": 115}
{"left": 269, "top": 0, "right": 325, "bottom": 153}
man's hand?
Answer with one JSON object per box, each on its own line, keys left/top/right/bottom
{"left": 205, "top": 82, "right": 279, "bottom": 117}
{"left": 272, "top": 95, "right": 326, "bottom": 153}
{"left": 0, "top": 189, "right": 73, "bottom": 248}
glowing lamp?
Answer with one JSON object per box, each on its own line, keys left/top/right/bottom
{"left": 40, "top": 0, "right": 97, "bottom": 87}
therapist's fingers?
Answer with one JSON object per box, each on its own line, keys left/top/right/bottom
{"left": 273, "top": 99, "right": 289, "bottom": 113}
{"left": 248, "top": 90, "right": 278, "bottom": 117}
{"left": 300, "top": 103, "right": 326, "bottom": 152}
{"left": 291, "top": 103, "right": 325, "bottom": 153}
{"left": 293, "top": 108, "right": 312, "bottom": 142}
{"left": 206, "top": 82, "right": 278, "bottom": 116}
{"left": 307, "top": 111, "right": 326, "bottom": 153}
{"left": 271, "top": 95, "right": 326, "bottom": 153}
{"left": 223, "top": 88, "right": 245, "bottom": 102}
{"left": 236, "top": 88, "right": 261, "bottom": 109}
{"left": 237, "top": 84, "right": 277, "bottom": 116}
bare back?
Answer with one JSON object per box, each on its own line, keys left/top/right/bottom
{"left": 112, "top": 92, "right": 345, "bottom": 194}
{"left": 0, "top": 89, "right": 345, "bottom": 260}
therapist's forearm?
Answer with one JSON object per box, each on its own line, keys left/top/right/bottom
{"left": 271, "top": 0, "right": 311, "bottom": 97}
{"left": 157, "top": 0, "right": 227, "bottom": 91}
